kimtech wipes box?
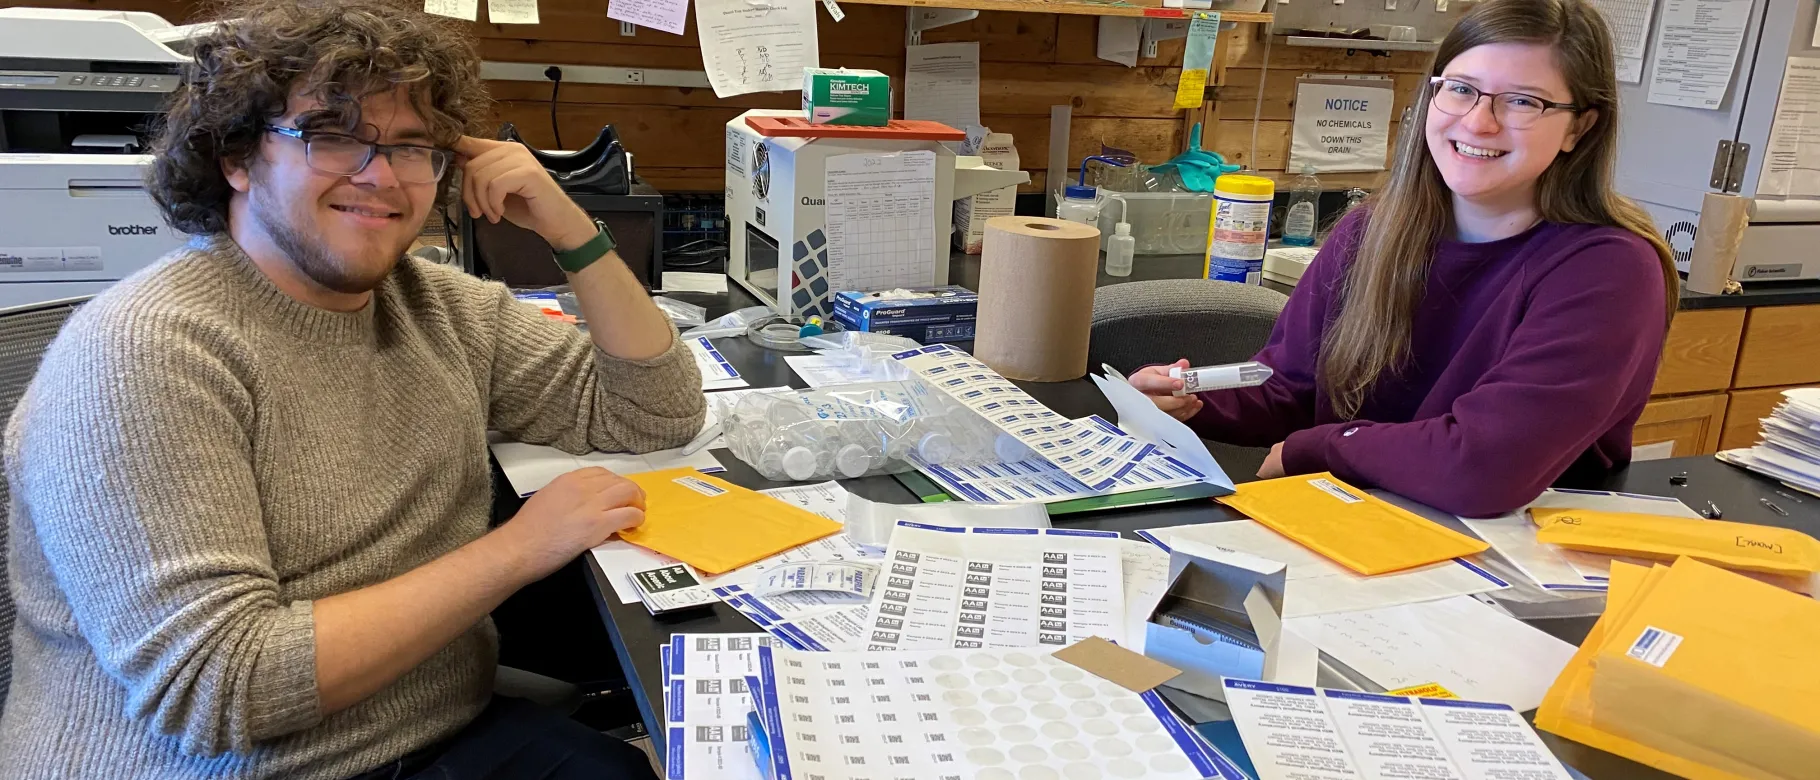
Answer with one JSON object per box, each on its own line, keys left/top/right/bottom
{"left": 831, "top": 286, "right": 979, "bottom": 343}
{"left": 802, "top": 68, "right": 891, "bottom": 126}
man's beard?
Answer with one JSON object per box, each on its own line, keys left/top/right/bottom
{"left": 248, "top": 181, "right": 409, "bottom": 295}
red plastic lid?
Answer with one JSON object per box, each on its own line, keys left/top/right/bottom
{"left": 746, "top": 116, "right": 967, "bottom": 141}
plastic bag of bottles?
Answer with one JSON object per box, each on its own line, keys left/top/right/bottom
{"left": 720, "top": 380, "right": 1032, "bottom": 482}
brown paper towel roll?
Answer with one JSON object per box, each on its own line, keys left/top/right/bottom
{"left": 974, "top": 216, "right": 1102, "bottom": 382}
{"left": 1688, "top": 192, "right": 1749, "bottom": 295}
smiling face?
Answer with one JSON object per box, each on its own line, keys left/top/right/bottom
{"left": 1425, "top": 42, "right": 1597, "bottom": 215}
{"left": 225, "top": 86, "right": 441, "bottom": 295}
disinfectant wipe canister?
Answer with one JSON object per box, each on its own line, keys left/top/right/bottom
{"left": 1204, "top": 174, "right": 1275, "bottom": 284}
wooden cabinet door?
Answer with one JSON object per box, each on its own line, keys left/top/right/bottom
{"left": 1652, "top": 309, "right": 1746, "bottom": 396}
{"left": 1733, "top": 304, "right": 1820, "bottom": 389}
{"left": 1633, "top": 393, "right": 1729, "bottom": 457}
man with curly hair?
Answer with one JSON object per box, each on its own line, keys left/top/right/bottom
{"left": 0, "top": 0, "right": 699, "bottom": 777}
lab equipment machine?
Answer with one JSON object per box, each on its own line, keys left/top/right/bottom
{"left": 0, "top": 8, "right": 199, "bottom": 306}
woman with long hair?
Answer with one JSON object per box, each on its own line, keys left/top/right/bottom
{"left": 1132, "top": 0, "right": 1678, "bottom": 517}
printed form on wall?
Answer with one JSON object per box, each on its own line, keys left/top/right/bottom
{"left": 1586, "top": 0, "right": 1659, "bottom": 84}
{"left": 696, "top": 0, "right": 820, "bottom": 98}
{"left": 1645, "top": 0, "right": 1753, "bottom": 109}
{"left": 904, "top": 42, "right": 981, "bottom": 131}
{"left": 1760, "top": 57, "right": 1820, "bottom": 198}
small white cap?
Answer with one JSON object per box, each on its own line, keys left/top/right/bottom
{"left": 1168, "top": 366, "right": 1184, "bottom": 380}
{"left": 782, "top": 446, "right": 818, "bottom": 481}
{"left": 1115, "top": 222, "right": 1131, "bottom": 236}
{"left": 916, "top": 432, "right": 955, "bottom": 464}
{"left": 994, "top": 434, "right": 1032, "bottom": 463}
{"left": 835, "top": 444, "right": 872, "bottom": 479}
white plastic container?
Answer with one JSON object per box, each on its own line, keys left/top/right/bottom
{"left": 1105, "top": 223, "right": 1135, "bottom": 277}
{"left": 1097, "top": 191, "right": 1214, "bottom": 255}
{"left": 1203, "top": 174, "right": 1275, "bottom": 285}
{"left": 1057, "top": 184, "right": 1102, "bottom": 226}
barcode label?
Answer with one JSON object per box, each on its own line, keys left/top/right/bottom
{"left": 1625, "top": 625, "right": 1683, "bottom": 667}
{"left": 1309, "top": 478, "right": 1364, "bottom": 504}
{"left": 674, "top": 476, "right": 728, "bottom": 497}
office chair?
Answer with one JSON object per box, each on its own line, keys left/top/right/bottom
{"left": 0, "top": 296, "right": 88, "bottom": 713}
{"left": 1088, "top": 279, "right": 1289, "bottom": 481}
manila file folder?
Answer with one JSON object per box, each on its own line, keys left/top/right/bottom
{"left": 1217, "top": 472, "right": 1489, "bottom": 575}
{"left": 618, "top": 468, "right": 842, "bottom": 575}
{"left": 1538, "top": 558, "right": 1820, "bottom": 779}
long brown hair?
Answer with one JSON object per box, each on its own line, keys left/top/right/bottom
{"left": 1318, "top": 0, "right": 1677, "bottom": 419}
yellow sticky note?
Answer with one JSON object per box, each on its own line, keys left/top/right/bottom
{"left": 1174, "top": 69, "right": 1209, "bottom": 110}
{"left": 618, "top": 468, "right": 842, "bottom": 575}
{"left": 1217, "top": 473, "right": 1490, "bottom": 575}
{"left": 1388, "top": 682, "right": 1459, "bottom": 700}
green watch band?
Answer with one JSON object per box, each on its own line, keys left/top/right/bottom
{"left": 553, "top": 219, "right": 617, "bottom": 273}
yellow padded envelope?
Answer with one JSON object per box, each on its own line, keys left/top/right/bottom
{"left": 1215, "top": 472, "right": 1489, "bottom": 575}
{"left": 617, "top": 468, "right": 842, "bottom": 575}
{"left": 1532, "top": 507, "right": 1820, "bottom": 577}
{"left": 1537, "top": 558, "right": 1820, "bottom": 780}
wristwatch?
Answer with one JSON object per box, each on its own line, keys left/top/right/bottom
{"left": 552, "top": 218, "right": 617, "bottom": 273}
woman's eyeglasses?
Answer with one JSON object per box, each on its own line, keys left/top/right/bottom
{"left": 1427, "top": 77, "right": 1581, "bottom": 129}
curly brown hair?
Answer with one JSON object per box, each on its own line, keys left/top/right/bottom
{"left": 147, "top": 0, "right": 489, "bottom": 235}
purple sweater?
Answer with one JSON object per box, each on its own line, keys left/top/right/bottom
{"left": 1191, "top": 209, "right": 1668, "bottom": 517}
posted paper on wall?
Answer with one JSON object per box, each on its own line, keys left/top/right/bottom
{"left": 1587, "top": 0, "right": 1658, "bottom": 83}
{"left": 486, "top": 0, "right": 539, "bottom": 23}
{"left": 904, "top": 42, "right": 981, "bottom": 131}
{"left": 1645, "top": 0, "right": 1753, "bottom": 109}
{"left": 608, "top": 0, "right": 689, "bottom": 35}
{"left": 1289, "top": 79, "right": 1394, "bottom": 173}
{"left": 1760, "top": 57, "right": 1820, "bottom": 197}
{"left": 823, "top": 151, "right": 938, "bottom": 292}
{"left": 695, "top": 0, "right": 819, "bottom": 98}
{"left": 424, "top": 0, "right": 478, "bottom": 21}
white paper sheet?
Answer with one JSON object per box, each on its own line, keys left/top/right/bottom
{"left": 694, "top": 0, "right": 819, "bottom": 98}
{"left": 660, "top": 271, "right": 729, "bottom": 294}
{"left": 904, "top": 42, "right": 980, "bottom": 131}
{"left": 688, "top": 335, "right": 748, "bottom": 390}
{"left": 1458, "top": 489, "right": 1699, "bottom": 591}
{"left": 608, "top": 0, "right": 689, "bottom": 35}
{"left": 1121, "top": 539, "right": 1173, "bottom": 654}
{"left": 1139, "top": 522, "right": 1508, "bottom": 618}
{"left": 486, "top": 0, "right": 539, "bottom": 23}
{"left": 756, "top": 646, "right": 1216, "bottom": 780}
{"left": 1285, "top": 596, "right": 1578, "bottom": 712}
{"left": 862, "top": 523, "right": 1126, "bottom": 650}
{"left": 1096, "top": 17, "right": 1143, "bottom": 67}
{"left": 1587, "top": 0, "right": 1659, "bottom": 83}
{"left": 1094, "top": 367, "right": 1234, "bottom": 491}
{"left": 1222, "top": 680, "right": 1574, "bottom": 780}
{"left": 782, "top": 354, "right": 875, "bottom": 388}
{"left": 1759, "top": 57, "right": 1820, "bottom": 197}
{"left": 489, "top": 435, "right": 725, "bottom": 498}
{"left": 908, "top": 7, "right": 977, "bottom": 34}
{"left": 663, "top": 634, "right": 776, "bottom": 780}
{"left": 1645, "top": 0, "right": 1753, "bottom": 109}
{"left": 823, "top": 151, "right": 939, "bottom": 293}
{"left": 424, "top": 0, "right": 478, "bottom": 21}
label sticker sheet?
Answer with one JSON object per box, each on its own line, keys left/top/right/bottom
{"left": 890, "top": 345, "right": 1151, "bottom": 491}
{"left": 752, "top": 645, "right": 1246, "bottom": 780}
{"left": 716, "top": 584, "right": 874, "bottom": 652}
{"left": 863, "top": 523, "right": 1126, "bottom": 651}
{"left": 911, "top": 417, "right": 1209, "bottom": 504}
{"left": 662, "top": 633, "right": 778, "bottom": 780}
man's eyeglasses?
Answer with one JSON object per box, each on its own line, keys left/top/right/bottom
{"left": 264, "top": 125, "right": 451, "bottom": 184}
{"left": 1427, "top": 77, "right": 1582, "bottom": 129}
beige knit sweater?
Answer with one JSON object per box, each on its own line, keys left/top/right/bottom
{"left": 0, "top": 235, "right": 704, "bottom": 778}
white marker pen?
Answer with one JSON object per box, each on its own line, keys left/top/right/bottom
{"left": 1169, "top": 361, "right": 1274, "bottom": 396}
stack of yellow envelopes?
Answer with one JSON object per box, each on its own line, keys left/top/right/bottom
{"left": 1536, "top": 557, "right": 1820, "bottom": 779}
{"left": 1216, "top": 472, "right": 1489, "bottom": 574}
{"left": 1531, "top": 507, "right": 1820, "bottom": 577}
{"left": 618, "top": 468, "right": 843, "bottom": 575}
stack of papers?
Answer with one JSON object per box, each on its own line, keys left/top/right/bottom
{"left": 909, "top": 416, "right": 1214, "bottom": 504}
{"left": 660, "top": 633, "right": 776, "bottom": 780}
{"left": 1717, "top": 387, "right": 1820, "bottom": 495}
{"left": 1459, "top": 489, "right": 1702, "bottom": 592}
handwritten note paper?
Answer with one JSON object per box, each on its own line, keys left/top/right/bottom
{"left": 608, "top": 0, "right": 689, "bottom": 36}
{"left": 424, "top": 0, "right": 478, "bottom": 21}
{"left": 486, "top": 0, "right": 539, "bottom": 24}
{"left": 904, "top": 42, "right": 981, "bottom": 131}
{"left": 695, "top": 0, "right": 820, "bottom": 98}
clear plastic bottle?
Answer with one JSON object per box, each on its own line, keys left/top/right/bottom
{"left": 1282, "top": 168, "right": 1320, "bottom": 247}
{"left": 1057, "top": 184, "right": 1101, "bottom": 225}
{"left": 1105, "top": 222, "right": 1135, "bottom": 277}
{"left": 721, "top": 382, "right": 1017, "bottom": 482}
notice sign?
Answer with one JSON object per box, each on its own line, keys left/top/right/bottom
{"left": 1289, "top": 79, "right": 1394, "bottom": 173}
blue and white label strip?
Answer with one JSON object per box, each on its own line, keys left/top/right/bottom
{"left": 862, "top": 522, "right": 1127, "bottom": 651}
{"left": 690, "top": 336, "right": 749, "bottom": 390}
{"left": 714, "top": 584, "right": 872, "bottom": 652}
{"left": 891, "top": 344, "right": 1151, "bottom": 491}
{"left": 659, "top": 633, "right": 776, "bottom": 780}
{"left": 911, "top": 416, "right": 1208, "bottom": 504}
{"left": 1222, "top": 678, "right": 1575, "bottom": 780}
{"left": 751, "top": 644, "right": 1231, "bottom": 780}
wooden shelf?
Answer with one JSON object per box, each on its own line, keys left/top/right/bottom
{"left": 840, "top": 0, "right": 1274, "bottom": 22}
{"left": 1283, "top": 35, "right": 1438, "bottom": 52}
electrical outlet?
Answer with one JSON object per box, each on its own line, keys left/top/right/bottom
{"left": 1385, "top": 0, "right": 1396, "bottom": 8}
{"left": 621, "top": 69, "right": 646, "bottom": 84}
{"left": 619, "top": 21, "right": 636, "bottom": 36}
{"left": 1143, "top": 39, "right": 1159, "bottom": 58}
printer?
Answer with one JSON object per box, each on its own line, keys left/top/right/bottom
{"left": 0, "top": 8, "right": 199, "bottom": 307}
{"left": 724, "top": 109, "right": 1028, "bottom": 318}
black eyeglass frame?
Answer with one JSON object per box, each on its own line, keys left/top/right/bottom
{"left": 263, "top": 125, "right": 453, "bottom": 183}
{"left": 1426, "top": 77, "right": 1584, "bottom": 124}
